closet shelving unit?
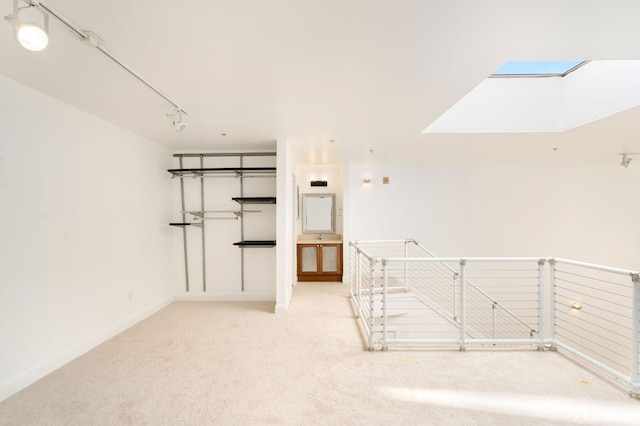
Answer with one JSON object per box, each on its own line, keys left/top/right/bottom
{"left": 169, "top": 152, "right": 276, "bottom": 292}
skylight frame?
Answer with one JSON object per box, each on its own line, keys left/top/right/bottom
{"left": 490, "top": 60, "right": 589, "bottom": 78}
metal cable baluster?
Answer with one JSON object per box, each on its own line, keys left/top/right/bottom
{"left": 179, "top": 156, "right": 190, "bottom": 291}
{"left": 200, "top": 154, "right": 206, "bottom": 292}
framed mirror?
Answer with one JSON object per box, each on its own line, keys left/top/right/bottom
{"left": 302, "top": 193, "right": 335, "bottom": 234}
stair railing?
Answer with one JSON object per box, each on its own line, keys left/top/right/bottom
{"left": 349, "top": 239, "right": 640, "bottom": 397}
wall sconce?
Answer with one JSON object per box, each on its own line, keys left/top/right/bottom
{"left": 310, "top": 180, "right": 327, "bottom": 187}
{"left": 362, "top": 176, "right": 371, "bottom": 184}
{"left": 570, "top": 302, "right": 583, "bottom": 311}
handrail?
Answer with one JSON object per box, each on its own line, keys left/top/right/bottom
{"left": 554, "top": 258, "right": 640, "bottom": 277}
{"left": 381, "top": 256, "right": 541, "bottom": 263}
{"left": 351, "top": 239, "right": 416, "bottom": 244}
{"left": 348, "top": 241, "right": 376, "bottom": 263}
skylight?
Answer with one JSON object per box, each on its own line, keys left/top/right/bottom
{"left": 491, "top": 60, "right": 587, "bottom": 77}
{"left": 423, "top": 60, "right": 640, "bottom": 134}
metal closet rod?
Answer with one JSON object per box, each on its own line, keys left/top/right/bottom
{"left": 173, "top": 152, "right": 277, "bottom": 158}
{"left": 30, "top": 0, "right": 186, "bottom": 113}
{"left": 182, "top": 210, "right": 262, "bottom": 215}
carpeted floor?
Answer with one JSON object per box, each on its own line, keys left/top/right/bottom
{"left": 1, "top": 282, "right": 640, "bottom": 425}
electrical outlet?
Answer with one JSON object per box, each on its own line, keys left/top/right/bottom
{"left": 127, "top": 291, "right": 132, "bottom": 301}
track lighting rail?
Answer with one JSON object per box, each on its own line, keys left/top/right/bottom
{"left": 20, "top": 0, "right": 186, "bottom": 114}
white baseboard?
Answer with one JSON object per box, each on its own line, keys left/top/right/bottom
{"left": 0, "top": 295, "right": 176, "bottom": 403}
{"left": 274, "top": 302, "right": 289, "bottom": 314}
{"left": 175, "top": 293, "right": 276, "bottom": 302}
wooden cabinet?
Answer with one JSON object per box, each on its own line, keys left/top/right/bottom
{"left": 297, "top": 243, "right": 343, "bottom": 282}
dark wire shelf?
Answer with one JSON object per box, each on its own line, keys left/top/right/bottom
{"left": 169, "top": 222, "right": 203, "bottom": 228}
{"left": 232, "top": 197, "right": 276, "bottom": 204}
{"left": 233, "top": 240, "right": 276, "bottom": 248}
{"left": 168, "top": 167, "right": 276, "bottom": 177}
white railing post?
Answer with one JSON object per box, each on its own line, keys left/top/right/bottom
{"left": 349, "top": 245, "right": 354, "bottom": 295}
{"left": 549, "top": 258, "right": 557, "bottom": 347}
{"left": 537, "top": 258, "right": 545, "bottom": 350}
{"left": 459, "top": 259, "right": 467, "bottom": 351}
{"left": 631, "top": 273, "right": 640, "bottom": 396}
{"left": 382, "top": 259, "right": 389, "bottom": 351}
{"left": 368, "top": 259, "right": 376, "bottom": 351}
{"left": 453, "top": 272, "right": 458, "bottom": 322}
{"left": 404, "top": 240, "right": 409, "bottom": 291}
{"left": 355, "top": 247, "right": 361, "bottom": 314}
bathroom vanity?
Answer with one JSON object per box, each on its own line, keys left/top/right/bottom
{"left": 297, "top": 193, "right": 342, "bottom": 282}
{"left": 296, "top": 236, "right": 343, "bottom": 282}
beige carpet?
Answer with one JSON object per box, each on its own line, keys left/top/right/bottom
{"left": 1, "top": 282, "right": 640, "bottom": 425}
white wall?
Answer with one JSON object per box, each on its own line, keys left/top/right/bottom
{"left": 346, "top": 163, "right": 640, "bottom": 272}
{"left": 276, "top": 138, "right": 296, "bottom": 313}
{"left": 0, "top": 74, "right": 175, "bottom": 402}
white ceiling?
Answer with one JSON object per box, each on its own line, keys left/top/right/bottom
{"left": 2, "top": 0, "right": 640, "bottom": 166}
{"left": 425, "top": 61, "right": 640, "bottom": 133}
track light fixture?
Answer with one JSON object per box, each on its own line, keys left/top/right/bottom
{"left": 4, "top": 0, "right": 187, "bottom": 128}
{"left": 168, "top": 109, "right": 187, "bottom": 132}
{"left": 620, "top": 154, "right": 632, "bottom": 168}
{"left": 4, "top": 0, "right": 49, "bottom": 51}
